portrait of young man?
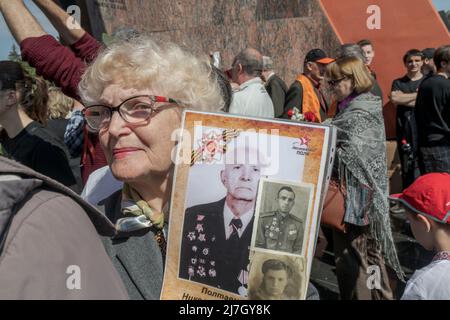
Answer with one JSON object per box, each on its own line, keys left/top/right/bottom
{"left": 248, "top": 253, "right": 306, "bottom": 300}
{"left": 253, "top": 180, "right": 312, "bottom": 255}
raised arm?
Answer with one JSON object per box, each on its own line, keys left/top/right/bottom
{"left": 1, "top": 0, "right": 96, "bottom": 99}
{"left": 32, "top": 0, "right": 85, "bottom": 45}
{"left": 0, "top": 0, "right": 46, "bottom": 43}
{"left": 32, "top": 0, "right": 102, "bottom": 63}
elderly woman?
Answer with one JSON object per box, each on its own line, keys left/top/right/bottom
{"left": 78, "top": 37, "right": 225, "bottom": 299}
{"left": 325, "top": 56, "right": 403, "bottom": 300}
{"left": 78, "top": 38, "right": 322, "bottom": 300}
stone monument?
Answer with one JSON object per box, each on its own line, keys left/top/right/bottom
{"left": 78, "top": 0, "right": 340, "bottom": 85}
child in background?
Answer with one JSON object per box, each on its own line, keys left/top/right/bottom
{"left": 390, "top": 173, "right": 450, "bottom": 300}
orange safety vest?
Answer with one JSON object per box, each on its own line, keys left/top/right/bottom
{"left": 296, "top": 75, "right": 322, "bottom": 123}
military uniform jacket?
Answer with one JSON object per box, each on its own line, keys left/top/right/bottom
{"left": 180, "top": 198, "right": 253, "bottom": 294}
{"left": 256, "top": 211, "right": 304, "bottom": 254}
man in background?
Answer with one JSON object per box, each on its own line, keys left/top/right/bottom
{"left": 262, "top": 56, "right": 287, "bottom": 118}
{"left": 284, "top": 49, "right": 334, "bottom": 122}
{"left": 422, "top": 48, "right": 437, "bottom": 76}
{"left": 390, "top": 49, "right": 424, "bottom": 188}
{"left": 358, "top": 39, "right": 375, "bottom": 68}
{"left": 229, "top": 48, "right": 274, "bottom": 118}
{"left": 415, "top": 46, "right": 450, "bottom": 174}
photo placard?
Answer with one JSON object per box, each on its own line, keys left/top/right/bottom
{"left": 160, "top": 110, "right": 336, "bottom": 300}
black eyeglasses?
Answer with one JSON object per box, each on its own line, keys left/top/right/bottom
{"left": 83, "top": 95, "right": 177, "bottom": 131}
{"left": 327, "top": 77, "right": 348, "bottom": 87}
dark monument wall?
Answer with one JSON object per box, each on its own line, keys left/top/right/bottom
{"left": 82, "top": 0, "right": 341, "bottom": 85}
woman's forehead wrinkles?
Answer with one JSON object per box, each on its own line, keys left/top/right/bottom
{"left": 99, "top": 86, "right": 143, "bottom": 105}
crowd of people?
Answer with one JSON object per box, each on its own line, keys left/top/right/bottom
{"left": 0, "top": 0, "right": 448, "bottom": 300}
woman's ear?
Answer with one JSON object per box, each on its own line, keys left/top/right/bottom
{"left": 417, "top": 214, "right": 432, "bottom": 232}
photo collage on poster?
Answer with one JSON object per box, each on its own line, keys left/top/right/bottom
{"left": 160, "top": 111, "right": 336, "bottom": 300}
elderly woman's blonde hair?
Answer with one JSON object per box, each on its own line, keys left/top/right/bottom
{"left": 79, "top": 36, "right": 224, "bottom": 111}
{"left": 326, "top": 56, "right": 374, "bottom": 93}
{"left": 47, "top": 87, "right": 74, "bottom": 119}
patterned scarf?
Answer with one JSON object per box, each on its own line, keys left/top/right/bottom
{"left": 116, "top": 183, "right": 166, "bottom": 256}
{"left": 326, "top": 92, "right": 405, "bottom": 281}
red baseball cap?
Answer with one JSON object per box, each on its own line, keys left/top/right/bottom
{"left": 389, "top": 173, "right": 450, "bottom": 224}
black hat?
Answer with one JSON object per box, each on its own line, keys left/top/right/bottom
{"left": 422, "top": 48, "right": 436, "bottom": 60}
{"left": 0, "top": 61, "right": 24, "bottom": 90}
{"left": 305, "top": 49, "right": 334, "bottom": 64}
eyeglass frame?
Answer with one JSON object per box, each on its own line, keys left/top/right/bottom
{"left": 327, "top": 76, "right": 350, "bottom": 87}
{"left": 82, "top": 94, "right": 178, "bottom": 131}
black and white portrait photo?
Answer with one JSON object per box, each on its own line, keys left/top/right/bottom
{"left": 178, "top": 141, "right": 271, "bottom": 296}
{"left": 251, "top": 179, "right": 314, "bottom": 256}
{"left": 248, "top": 251, "right": 306, "bottom": 300}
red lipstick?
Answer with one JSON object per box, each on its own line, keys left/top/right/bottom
{"left": 113, "top": 147, "right": 142, "bottom": 159}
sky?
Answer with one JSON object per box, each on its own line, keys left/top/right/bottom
{"left": 0, "top": 0, "right": 58, "bottom": 60}
{"left": 433, "top": 0, "right": 450, "bottom": 11}
{"left": 1, "top": 0, "right": 450, "bottom": 60}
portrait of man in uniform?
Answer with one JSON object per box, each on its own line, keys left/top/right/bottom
{"left": 179, "top": 146, "right": 269, "bottom": 295}
{"left": 252, "top": 180, "right": 313, "bottom": 255}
